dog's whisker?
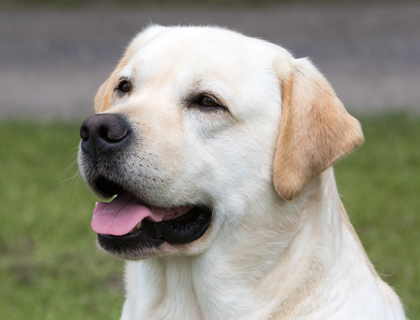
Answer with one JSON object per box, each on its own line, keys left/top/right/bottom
{"left": 68, "top": 170, "right": 80, "bottom": 189}
{"left": 54, "top": 171, "right": 80, "bottom": 186}
{"left": 59, "top": 157, "right": 78, "bottom": 177}
{"left": 70, "top": 173, "right": 81, "bottom": 210}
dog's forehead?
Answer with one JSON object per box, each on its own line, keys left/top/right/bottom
{"left": 121, "top": 27, "right": 283, "bottom": 85}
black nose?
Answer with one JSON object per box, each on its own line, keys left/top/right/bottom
{"left": 80, "top": 113, "right": 131, "bottom": 157}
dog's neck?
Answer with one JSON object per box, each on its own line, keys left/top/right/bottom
{"left": 122, "top": 168, "right": 374, "bottom": 320}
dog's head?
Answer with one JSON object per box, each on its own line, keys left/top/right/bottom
{"left": 78, "top": 26, "right": 363, "bottom": 260}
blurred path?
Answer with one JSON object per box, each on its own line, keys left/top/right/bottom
{"left": 1, "top": 4, "right": 419, "bottom": 119}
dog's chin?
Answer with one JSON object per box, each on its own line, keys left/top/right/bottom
{"left": 88, "top": 175, "right": 213, "bottom": 260}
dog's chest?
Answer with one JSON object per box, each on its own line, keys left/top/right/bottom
{"left": 122, "top": 259, "right": 264, "bottom": 320}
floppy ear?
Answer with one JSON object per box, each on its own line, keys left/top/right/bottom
{"left": 273, "top": 58, "right": 364, "bottom": 201}
{"left": 94, "top": 79, "right": 110, "bottom": 113}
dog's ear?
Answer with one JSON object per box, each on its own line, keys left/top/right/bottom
{"left": 94, "top": 79, "right": 110, "bottom": 113}
{"left": 93, "top": 25, "right": 168, "bottom": 113}
{"left": 273, "top": 58, "right": 364, "bottom": 201}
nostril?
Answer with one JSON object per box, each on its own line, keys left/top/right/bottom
{"left": 80, "top": 124, "right": 89, "bottom": 140}
{"left": 98, "top": 124, "right": 128, "bottom": 143}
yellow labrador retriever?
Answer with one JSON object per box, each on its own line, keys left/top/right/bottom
{"left": 78, "top": 26, "right": 405, "bottom": 320}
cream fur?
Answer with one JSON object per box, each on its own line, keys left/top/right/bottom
{"left": 78, "top": 25, "right": 405, "bottom": 320}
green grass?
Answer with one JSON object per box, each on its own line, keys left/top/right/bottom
{"left": 0, "top": 113, "right": 419, "bottom": 319}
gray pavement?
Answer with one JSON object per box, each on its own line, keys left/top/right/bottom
{"left": 1, "top": 4, "right": 419, "bottom": 119}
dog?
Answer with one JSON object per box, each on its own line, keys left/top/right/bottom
{"left": 78, "top": 25, "right": 405, "bottom": 320}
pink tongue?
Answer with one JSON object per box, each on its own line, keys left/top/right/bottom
{"left": 91, "top": 193, "right": 166, "bottom": 236}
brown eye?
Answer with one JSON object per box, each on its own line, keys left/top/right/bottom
{"left": 116, "top": 80, "right": 132, "bottom": 94}
{"left": 188, "top": 93, "right": 228, "bottom": 113}
{"left": 198, "top": 96, "right": 221, "bottom": 109}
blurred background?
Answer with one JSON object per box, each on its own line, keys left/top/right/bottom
{"left": 0, "top": 0, "right": 419, "bottom": 319}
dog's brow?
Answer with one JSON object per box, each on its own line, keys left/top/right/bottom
{"left": 196, "top": 79, "right": 230, "bottom": 100}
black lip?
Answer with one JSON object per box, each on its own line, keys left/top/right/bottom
{"left": 97, "top": 206, "right": 212, "bottom": 254}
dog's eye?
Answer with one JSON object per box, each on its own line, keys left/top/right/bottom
{"left": 187, "top": 93, "right": 228, "bottom": 113}
{"left": 116, "top": 80, "right": 132, "bottom": 94}
{"left": 198, "top": 96, "right": 222, "bottom": 109}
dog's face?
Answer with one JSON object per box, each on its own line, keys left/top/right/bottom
{"left": 78, "top": 26, "right": 363, "bottom": 260}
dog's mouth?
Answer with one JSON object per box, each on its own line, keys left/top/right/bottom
{"left": 91, "top": 176, "right": 212, "bottom": 254}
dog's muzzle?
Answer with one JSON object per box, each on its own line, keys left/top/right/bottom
{"left": 79, "top": 113, "right": 212, "bottom": 256}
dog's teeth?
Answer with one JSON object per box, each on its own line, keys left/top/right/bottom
{"left": 95, "top": 202, "right": 98, "bottom": 207}
{"left": 136, "top": 221, "right": 143, "bottom": 229}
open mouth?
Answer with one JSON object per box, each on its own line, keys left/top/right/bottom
{"left": 91, "top": 176, "right": 212, "bottom": 253}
